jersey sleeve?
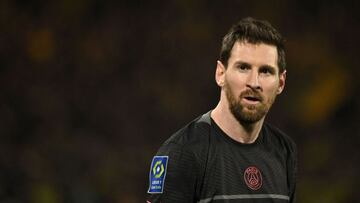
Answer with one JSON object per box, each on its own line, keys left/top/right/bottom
{"left": 146, "top": 142, "right": 200, "bottom": 203}
{"left": 287, "top": 140, "right": 297, "bottom": 203}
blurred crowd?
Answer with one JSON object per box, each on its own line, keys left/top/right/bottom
{"left": 0, "top": 0, "right": 359, "bottom": 202}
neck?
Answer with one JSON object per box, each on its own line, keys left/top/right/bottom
{"left": 211, "top": 99, "right": 265, "bottom": 144}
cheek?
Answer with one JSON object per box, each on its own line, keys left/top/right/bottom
{"left": 225, "top": 73, "right": 247, "bottom": 90}
{"left": 262, "top": 81, "right": 280, "bottom": 97}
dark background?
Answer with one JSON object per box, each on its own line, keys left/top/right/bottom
{"left": 0, "top": 0, "right": 359, "bottom": 202}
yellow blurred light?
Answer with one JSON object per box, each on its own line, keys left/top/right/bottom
{"left": 27, "top": 29, "right": 55, "bottom": 63}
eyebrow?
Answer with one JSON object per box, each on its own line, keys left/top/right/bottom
{"left": 259, "top": 65, "right": 277, "bottom": 71}
{"left": 234, "top": 61, "right": 252, "bottom": 67}
{"left": 234, "top": 60, "right": 277, "bottom": 71}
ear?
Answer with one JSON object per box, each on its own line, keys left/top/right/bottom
{"left": 215, "top": 60, "right": 226, "bottom": 87}
{"left": 277, "top": 70, "right": 286, "bottom": 94}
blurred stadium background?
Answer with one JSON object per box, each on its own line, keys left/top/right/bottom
{"left": 0, "top": 0, "right": 359, "bottom": 202}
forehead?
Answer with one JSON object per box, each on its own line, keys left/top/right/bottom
{"left": 228, "top": 41, "right": 278, "bottom": 68}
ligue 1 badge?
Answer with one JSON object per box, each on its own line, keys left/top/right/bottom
{"left": 244, "top": 166, "right": 263, "bottom": 190}
{"left": 148, "top": 156, "right": 168, "bottom": 193}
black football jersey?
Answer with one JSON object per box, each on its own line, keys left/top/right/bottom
{"left": 147, "top": 111, "right": 297, "bottom": 203}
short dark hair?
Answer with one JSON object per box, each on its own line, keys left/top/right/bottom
{"left": 219, "top": 17, "right": 286, "bottom": 73}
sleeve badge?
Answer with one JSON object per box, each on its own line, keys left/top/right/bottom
{"left": 147, "top": 156, "right": 168, "bottom": 193}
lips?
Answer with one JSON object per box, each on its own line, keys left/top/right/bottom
{"left": 242, "top": 92, "right": 263, "bottom": 105}
{"left": 244, "top": 96, "right": 261, "bottom": 102}
{"left": 243, "top": 94, "right": 263, "bottom": 102}
{"left": 242, "top": 97, "right": 261, "bottom": 105}
{"left": 240, "top": 89, "right": 263, "bottom": 104}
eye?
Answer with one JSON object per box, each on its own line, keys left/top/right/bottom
{"left": 259, "top": 67, "right": 275, "bottom": 75}
{"left": 236, "top": 63, "right": 250, "bottom": 71}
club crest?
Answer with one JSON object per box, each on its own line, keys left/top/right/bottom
{"left": 244, "top": 166, "right": 262, "bottom": 190}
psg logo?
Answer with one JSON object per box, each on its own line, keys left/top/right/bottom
{"left": 244, "top": 166, "right": 262, "bottom": 190}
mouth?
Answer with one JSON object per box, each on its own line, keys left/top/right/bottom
{"left": 243, "top": 96, "right": 262, "bottom": 104}
{"left": 244, "top": 96, "right": 260, "bottom": 101}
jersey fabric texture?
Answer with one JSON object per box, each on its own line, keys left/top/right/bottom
{"left": 147, "top": 111, "right": 297, "bottom": 203}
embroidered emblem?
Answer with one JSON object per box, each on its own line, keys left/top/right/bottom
{"left": 148, "top": 156, "right": 168, "bottom": 193}
{"left": 244, "top": 166, "right": 262, "bottom": 190}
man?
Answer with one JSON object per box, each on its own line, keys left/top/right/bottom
{"left": 146, "top": 17, "right": 297, "bottom": 203}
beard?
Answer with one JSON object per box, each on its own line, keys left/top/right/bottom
{"left": 224, "top": 80, "right": 277, "bottom": 125}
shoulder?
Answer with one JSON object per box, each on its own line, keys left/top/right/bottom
{"left": 147, "top": 113, "right": 212, "bottom": 200}
{"left": 262, "top": 122, "right": 297, "bottom": 154}
{"left": 162, "top": 112, "right": 212, "bottom": 148}
{"left": 154, "top": 112, "right": 212, "bottom": 166}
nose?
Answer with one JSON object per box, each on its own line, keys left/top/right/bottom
{"left": 246, "top": 70, "right": 261, "bottom": 91}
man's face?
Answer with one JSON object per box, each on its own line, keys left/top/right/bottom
{"left": 217, "top": 41, "right": 286, "bottom": 124}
